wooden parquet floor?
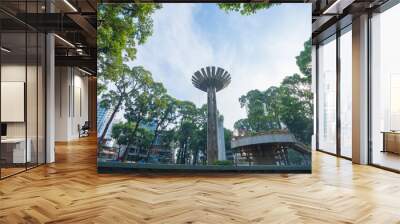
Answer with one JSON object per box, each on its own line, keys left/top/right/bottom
{"left": 1, "top": 135, "right": 400, "bottom": 224}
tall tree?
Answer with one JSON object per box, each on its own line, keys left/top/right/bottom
{"left": 146, "top": 93, "right": 179, "bottom": 161}
{"left": 98, "top": 66, "right": 153, "bottom": 144}
{"left": 97, "top": 3, "right": 161, "bottom": 82}
{"left": 296, "top": 39, "right": 312, "bottom": 78}
{"left": 233, "top": 39, "right": 313, "bottom": 144}
{"left": 190, "top": 105, "right": 208, "bottom": 165}
{"left": 175, "top": 102, "right": 207, "bottom": 164}
{"left": 112, "top": 121, "right": 153, "bottom": 161}
{"left": 97, "top": 3, "right": 161, "bottom": 144}
{"left": 234, "top": 118, "right": 252, "bottom": 135}
{"left": 175, "top": 101, "right": 198, "bottom": 164}
{"left": 236, "top": 89, "right": 281, "bottom": 134}
{"left": 264, "top": 86, "right": 282, "bottom": 128}
{"left": 122, "top": 69, "right": 156, "bottom": 141}
{"left": 112, "top": 122, "right": 152, "bottom": 152}
{"left": 224, "top": 128, "right": 233, "bottom": 157}
{"left": 278, "top": 74, "right": 313, "bottom": 144}
{"left": 278, "top": 40, "right": 312, "bottom": 143}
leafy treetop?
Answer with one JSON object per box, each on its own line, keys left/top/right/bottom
{"left": 218, "top": 2, "right": 274, "bottom": 15}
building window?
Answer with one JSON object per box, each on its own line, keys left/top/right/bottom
{"left": 318, "top": 35, "right": 337, "bottom": 154}
{"left": 0, "top": 2, "right": 46, "bottom": 179}
{"left": 370, "top": 3, "right": 400, "bottom": 171}
{"left": 339, "top": 28, "right": 352, "bottom": 158}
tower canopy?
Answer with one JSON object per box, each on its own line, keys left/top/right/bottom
{"left": 192, "top": 66, "right": 231, "bottom": 92}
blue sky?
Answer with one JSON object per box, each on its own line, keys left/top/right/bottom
{"left": 129, "top": 3, "right": 311, "bottom": 130}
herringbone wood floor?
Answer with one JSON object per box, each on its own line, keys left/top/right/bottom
{"left": 1, "top": 136, "right": 400, "bottom": 224}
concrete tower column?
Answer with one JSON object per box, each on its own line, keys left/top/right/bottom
{"left": 192, "top": 66, "right": 231, "bottom": 165}
{"left": 207, "top": 86, "right": 218, "bottom": 164}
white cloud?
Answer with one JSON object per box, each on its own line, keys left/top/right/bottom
{"left": 130, "top": 3, "right": 311, "bottom": 130}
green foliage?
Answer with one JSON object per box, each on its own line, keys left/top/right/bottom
{"left": 235, "top": 39, "right": 313, "bottom": 145}
{"left": 99, "top": 61, "right": 211, "bottom": 164}
{"left": 97, "top": 3, "right": 161, "bottom": 143}
{"left": 111, "top": 121, "right": 135, "bottom": 146}
{"left": 235, "top": 88, "right": 282, "bottom": 133}
{"left": 224, "top": 128, "right": 233, "bottom": 153}
{"left": 150, "top": 93, "right": 180, "bottom": 138}
{"left": 112, "top": 121, "right": 153, "bottom": 150}
{"left": 123, "top": 73, "right": 164, "bottom": 128}
{"left": 213, "top": 160, "right": 233, "bottom": 166}
{"left": 296, "top": 39, "right": 312, "bottom": 78}
{"left": 218, "top": 3, "right": 274, "bottom": 15}
{"left": 97, "top": 3, "right": 161, "bottom": 87}
{"left": 279, "top": 73, "right": 313, "bottom": 144}
{"left": 98, "top": 65, "right": 154, "bottom": 144}
{"left": 157, "top": 130, "right": 176, "bottom": 148}
{"left": 219, "top": 3, "right": 313, "bottom": 144}
{"left": 234, "top": 118, "right": 251, "bottom": 133}
{"left": 176, "top": 103, "right": 208, "bottom": 165}
{"left": 109, "top": 75, "right": 209, "bottom": 164}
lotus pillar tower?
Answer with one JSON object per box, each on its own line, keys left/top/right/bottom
{"left": 192, "top": 66, "right": 231, "bottom": 164}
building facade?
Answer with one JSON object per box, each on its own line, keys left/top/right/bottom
{"left": 312, "top": 0, "right": 400, "bottom": 172}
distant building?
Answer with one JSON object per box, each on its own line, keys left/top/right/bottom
{"left": 97, "top": 104, "right": 121, "bottom": 148}
{"left": 231, "top": 133, "right": 311, "bottom": 166}
{"left": 106, "top": 117, "right": 121, "bottom": 144}
{"left": 97, "top": 104, "right": 112, "bottom": 138}
{"left": 217, "top": 116, "right": 226, "bottom": 161}
{"left": 115, "top": 120, "right": 173, "bottom": 164}
{"left": 225, "top": 142, "right": 234, "bottom": 161}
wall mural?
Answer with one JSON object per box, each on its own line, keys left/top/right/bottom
{"left": 97, "top": 3, "right": 312, "bottom": 172}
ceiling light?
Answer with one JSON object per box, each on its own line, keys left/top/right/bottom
{"left": 322, "top": 0, "right": 354, "bottom": 15}
{"left": 63, "top": 0, "right": 78, "bottom": 12}
{"left": 323, "top": 1, "right": 340, "bottom": 14}
{"left": 78, "top": 67, "right": 92, "bottom": 76}
{"left": 54, "top": 34, "right": 75, "bottom": 48}
{"left": 1, "top": 47, "right": 11, "bottom": 53}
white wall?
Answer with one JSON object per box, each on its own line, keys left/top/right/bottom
{"left": 1, "top": 63, "right": 46, "bottom": 164}
{"left": 55, "top": 66, "right": 70, "bottom": 141}
{"left": 55, "top": 67, "right": 89, "bottom": 141}
{"left": 1, "top": 64, "right": 43, "bottom": 137}
{"left": 1, "top": 82, "right": 25, "bottom": 122}
{"left": 1, "top": 64, "right": 26, "bottom": 138}
{"left": 72, "top": 72, "right": 89, "bottom": 137}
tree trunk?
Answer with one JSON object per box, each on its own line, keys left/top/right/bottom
{"left": 178, "top": 143, "right": 183, "bottom": 164}
{"left": 183, "top": 142, "right": 188, "bottom": 164}
{"left": 132, "top": 120, "right": 141, "bottom": 142}
{"left": 98, "top": 97, "right": 123, "bottom": 145}
{"left": 146, "top": 109, "right": 170, "bottom": 162}
{"left": 176, "top": 148, "right": 182, "bottom": 164}
{"left": 193, "top": 149, "right": 199, "bottom": 165}
{"left": 120, "top": 143, "right": 131, "bottom": 162}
